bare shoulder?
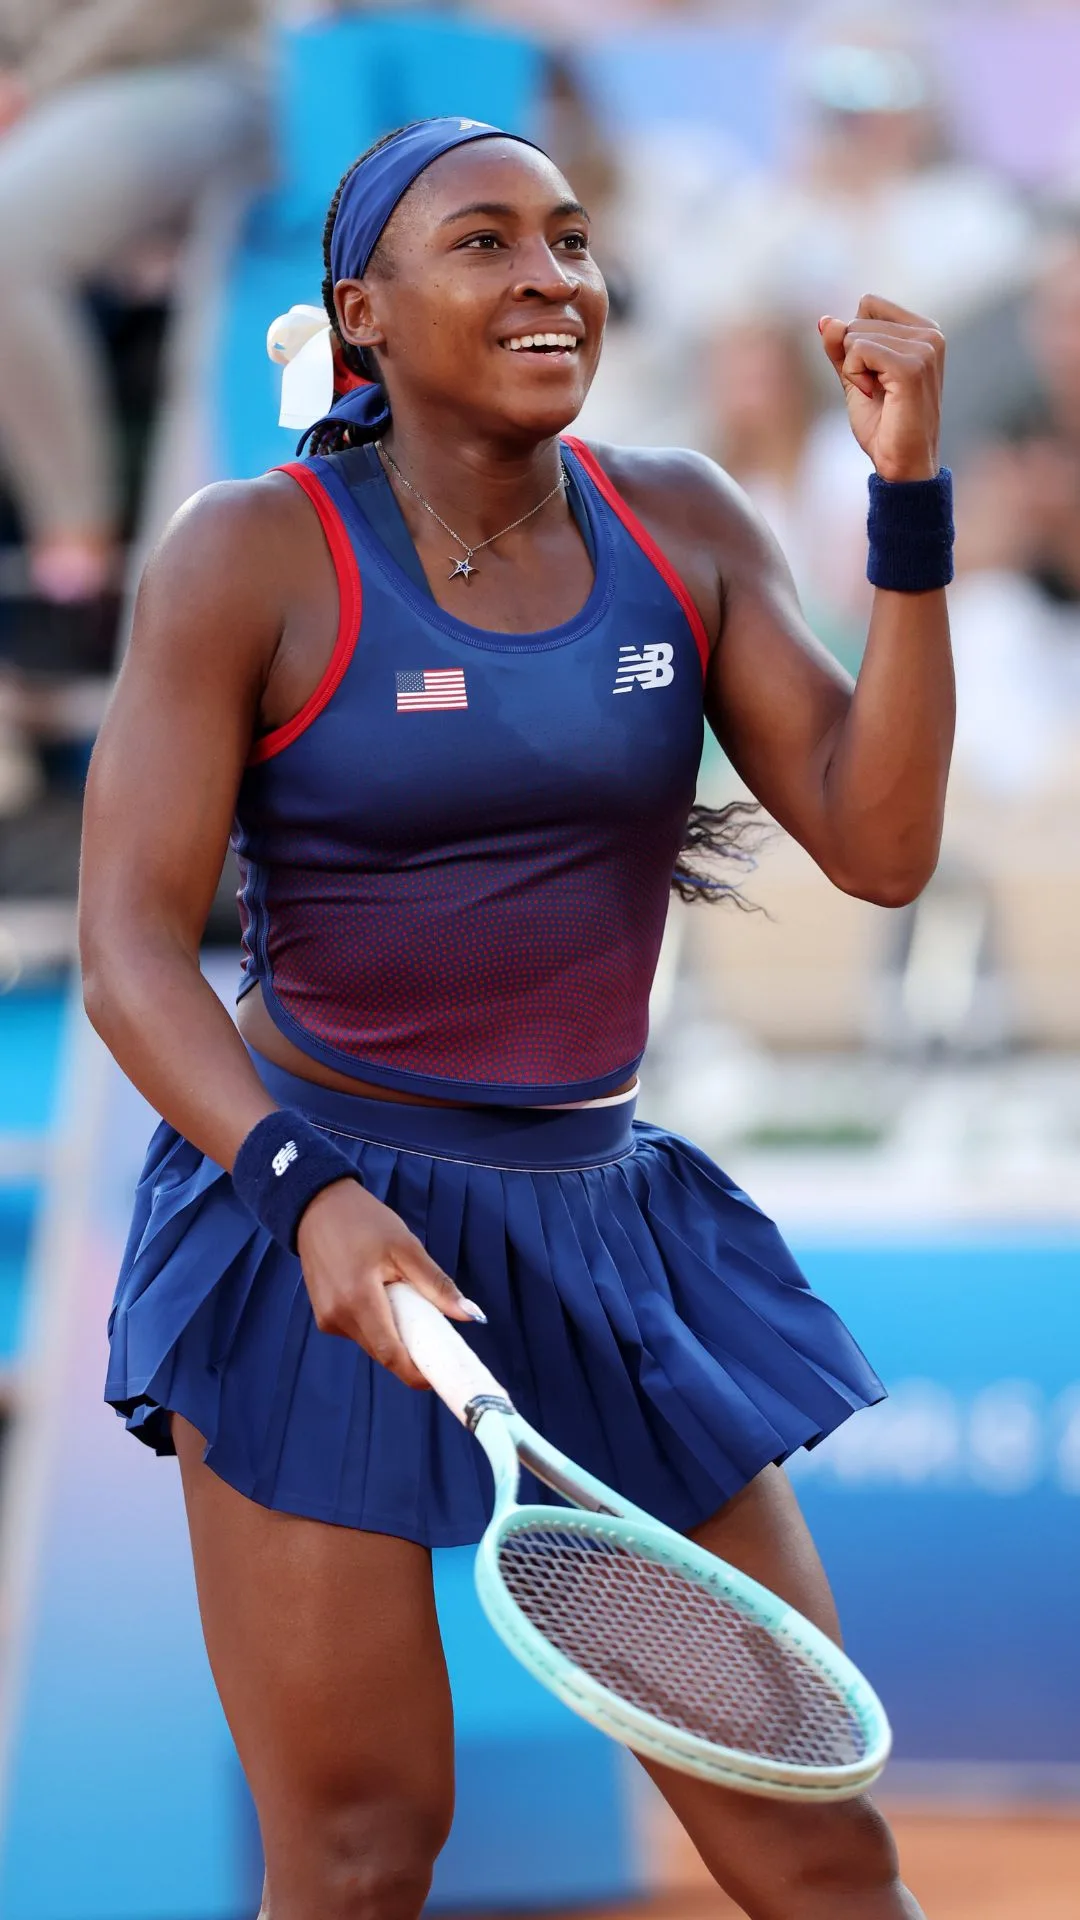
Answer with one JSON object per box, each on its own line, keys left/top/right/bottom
{"left": 574, "top": 440, "right": 784, "bottom": 646}
{"left": 579, "top": 440, "right": 779, "bottom": 572}
{"left": 127, "top": 468, "right": 329, "bottom": 683}
{"left": 144, "top": 469, "right": 315, "bottom": 593}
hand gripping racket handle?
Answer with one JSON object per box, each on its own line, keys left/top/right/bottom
{"left": 387, "top": 1283, "right": 512, "bottom": 1427}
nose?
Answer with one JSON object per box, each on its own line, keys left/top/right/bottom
{"left": 511, "top": 236, "right": 581, "bottom": 305}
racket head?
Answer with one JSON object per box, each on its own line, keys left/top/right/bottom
{"left": 474, "top": 1504, "right": 891, "bottom": 1802}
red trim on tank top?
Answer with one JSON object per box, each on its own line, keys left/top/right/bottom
{"left": 247, "top": 463, "right": 363, "bottom": 765}
{"left": 562, "top": 436, "right": 710, "bottom": 678}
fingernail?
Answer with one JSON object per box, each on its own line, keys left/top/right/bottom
{"left": 460, "top": 1298, "right": 488, "bottom": 1324}
{"left": 818, "top": 316, "right": 828, "bottom": 333}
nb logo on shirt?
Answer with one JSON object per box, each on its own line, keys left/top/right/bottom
{"left": 612, "top": 643, "right": 675, "bottom": 694}
{"left": 272, "top": 1142, "right": 299, "bottom": 1177}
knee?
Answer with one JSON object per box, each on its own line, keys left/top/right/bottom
{"left": 329, "top": 1852, "right": 431, "bottom": 1920}
{"left": 290, "top": 1796, "right": 451, "bottom": 1920}
{"left": 741, "top": 1798, "right": 901, "bottom": 1920}
{"left": 787, "top": 1798, "right": 901, "bottom": 1912}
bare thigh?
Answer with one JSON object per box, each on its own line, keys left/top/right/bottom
{"left": 641, "top": 1465, "right": 922, "bottom": 1920}
{"left": 173, "top": 1416, "right": 454, "bottom": 1920}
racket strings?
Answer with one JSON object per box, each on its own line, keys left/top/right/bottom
{"left": 497, "top": 1524, "right": 868, "bottom": 1769}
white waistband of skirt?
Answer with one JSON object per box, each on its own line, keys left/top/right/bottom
{"left": 534, "top": 1079, "right": 640, "bottom": 1112}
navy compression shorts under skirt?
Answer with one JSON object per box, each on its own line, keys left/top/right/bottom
{"left": 105, "top": 1053, "right": 885, "bottom": 1545}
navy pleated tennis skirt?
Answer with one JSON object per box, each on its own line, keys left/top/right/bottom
{"left": 106, "top": 1051, "right": 885, "bottom": 1545}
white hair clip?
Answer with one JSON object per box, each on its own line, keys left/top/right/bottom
{"left": 266, "top": 304, "right": 335, "bottom": 430}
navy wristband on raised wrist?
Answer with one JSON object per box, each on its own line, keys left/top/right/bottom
{"left": 232, "top": 1109, "right": 359, "bottom": 1253}
{"left": 867, "top": 468, "right": 954, "bottom": 593}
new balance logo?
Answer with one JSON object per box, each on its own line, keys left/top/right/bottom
{"left": 272, "top": 1142, "right": 299, "bottom": 1177}
{"left": 613, "top": 642, "right": 675, "bottom": 693}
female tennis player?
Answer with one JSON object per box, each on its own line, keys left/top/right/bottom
{"left": 81, "top": 119, "right": 952, "bottom": 1918}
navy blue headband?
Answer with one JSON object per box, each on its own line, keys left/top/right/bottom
{"left": 299, "top": 116, "right": 545, "bottom": 455}
{"left": 330, "top": 116, "right": 542, "bottom": 283}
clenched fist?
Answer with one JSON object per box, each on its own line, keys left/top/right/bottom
{"left": 819, "top": 295, "right": 944, "bottom": 485}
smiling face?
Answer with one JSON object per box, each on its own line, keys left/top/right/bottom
{"left": 334, "top": 137, "right": 608, "bottom": 443}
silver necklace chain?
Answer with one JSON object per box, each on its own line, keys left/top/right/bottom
{"left": 375, "top": 439, "right": 566, "bottom": 583}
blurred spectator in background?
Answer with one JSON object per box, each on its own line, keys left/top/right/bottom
{"left": 699, "top": 311, "right": 871, "bottom": 665}
{"left": 540, "top": 50, "right": 706, "bottom": 452}
{"left": 682, "top": 3, "right": 1034, "bottom": 339}
{"left": 0, "top": 0, "right": 265, "bottom": 612}
{"left": 949, "top": 226, "right": 1080, "bottom": 800}
{"left": 472, "top": 1, "right": 746, "bottom": 42}
{"left": 543, "top": 42, "right": 747, "bottom": 451}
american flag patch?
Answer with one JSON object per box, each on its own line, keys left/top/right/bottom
{"left": 395, "top": 668, "right": 468, "bottom": 712}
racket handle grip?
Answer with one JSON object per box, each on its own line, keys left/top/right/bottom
{"left": 387, "top": 1282, "right": 512, "bottom": 1426}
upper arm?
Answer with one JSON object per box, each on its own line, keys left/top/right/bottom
{"left": 704, "top": 468, "right": 855, "bottom": 856}
{"left": 79, "top": 480, "right": 286, "bottom": 960}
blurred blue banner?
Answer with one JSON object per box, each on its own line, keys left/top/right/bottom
{"left": 791, "top": 1240, "right": 1080, "bottom": 1775}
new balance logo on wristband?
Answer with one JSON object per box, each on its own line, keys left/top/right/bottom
{"left": 234, "top": 1112, "right": 355, "bottom": 1252}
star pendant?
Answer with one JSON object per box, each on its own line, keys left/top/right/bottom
{"left": 449, "top": 555, "right": 477, "bottom": 582}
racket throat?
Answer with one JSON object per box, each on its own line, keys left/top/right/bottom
{"left": 515, "top": 1435, "right": 621, "bottom": 1514}
{"left": 467, "top": 1403, "right": 623, "bottom": 1518}
{"left": 465, "top": 1393, "right": 515, "bottom": 1431}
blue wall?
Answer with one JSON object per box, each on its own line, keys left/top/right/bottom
{"left": 790, "top": 1241, "right": 1080, "bottom": 1770}
{"left": 0, "top": 986, "right": 67, "bottom": 1362}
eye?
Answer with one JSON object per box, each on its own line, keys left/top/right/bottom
{"left": 558, "top": 232, "right": 590, "bottom": 252}
{"left": 459, "top": 232, "right": 504, "bottom": 250}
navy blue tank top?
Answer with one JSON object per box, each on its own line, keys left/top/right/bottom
{"left": 233, "top": 437, "right": 709, "bottom": 1105}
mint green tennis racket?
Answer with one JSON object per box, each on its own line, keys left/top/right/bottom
{"left": 388, "top": 1284, "right": 891, "bottom": 1802}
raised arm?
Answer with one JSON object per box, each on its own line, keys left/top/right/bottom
{"left": 607, "top": 298, "right": 954, "bottom": 907}
{"left": 708, "top": 297, "right": 954, "bottom": 907}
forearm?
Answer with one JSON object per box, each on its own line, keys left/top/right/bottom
{"left": 820, "top": 585, "right": 954, "bottom": 905}
{"left": 81, "top": 928, "right": 276, "bottom": 1170}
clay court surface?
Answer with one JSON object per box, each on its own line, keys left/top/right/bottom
{"left": 535, "top": 1811, "right": 1080, "bottom": 1919}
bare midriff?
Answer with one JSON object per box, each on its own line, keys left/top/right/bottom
{"left": 236, "top": 981, "right": 638, "bottom": 1109}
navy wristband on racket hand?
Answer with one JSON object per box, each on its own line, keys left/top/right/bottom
{"left": 232, "top": 1110, "right": 359, "bottom": 1253}
{"left": 866, "top": 468, "right": 954, "bottom": 593}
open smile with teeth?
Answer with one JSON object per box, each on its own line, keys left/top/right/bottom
{"left": 503, "top": 333, "right": 580, "bottom": 353}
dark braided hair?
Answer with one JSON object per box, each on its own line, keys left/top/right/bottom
{"left": 671, "top": 795, "right": 768, "bottom": 907}
{"left": 319, "top": 127, "right": 764, "bottom": 905}
{"left": 319, "top": 124, "right": 425, "bottom": 446}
